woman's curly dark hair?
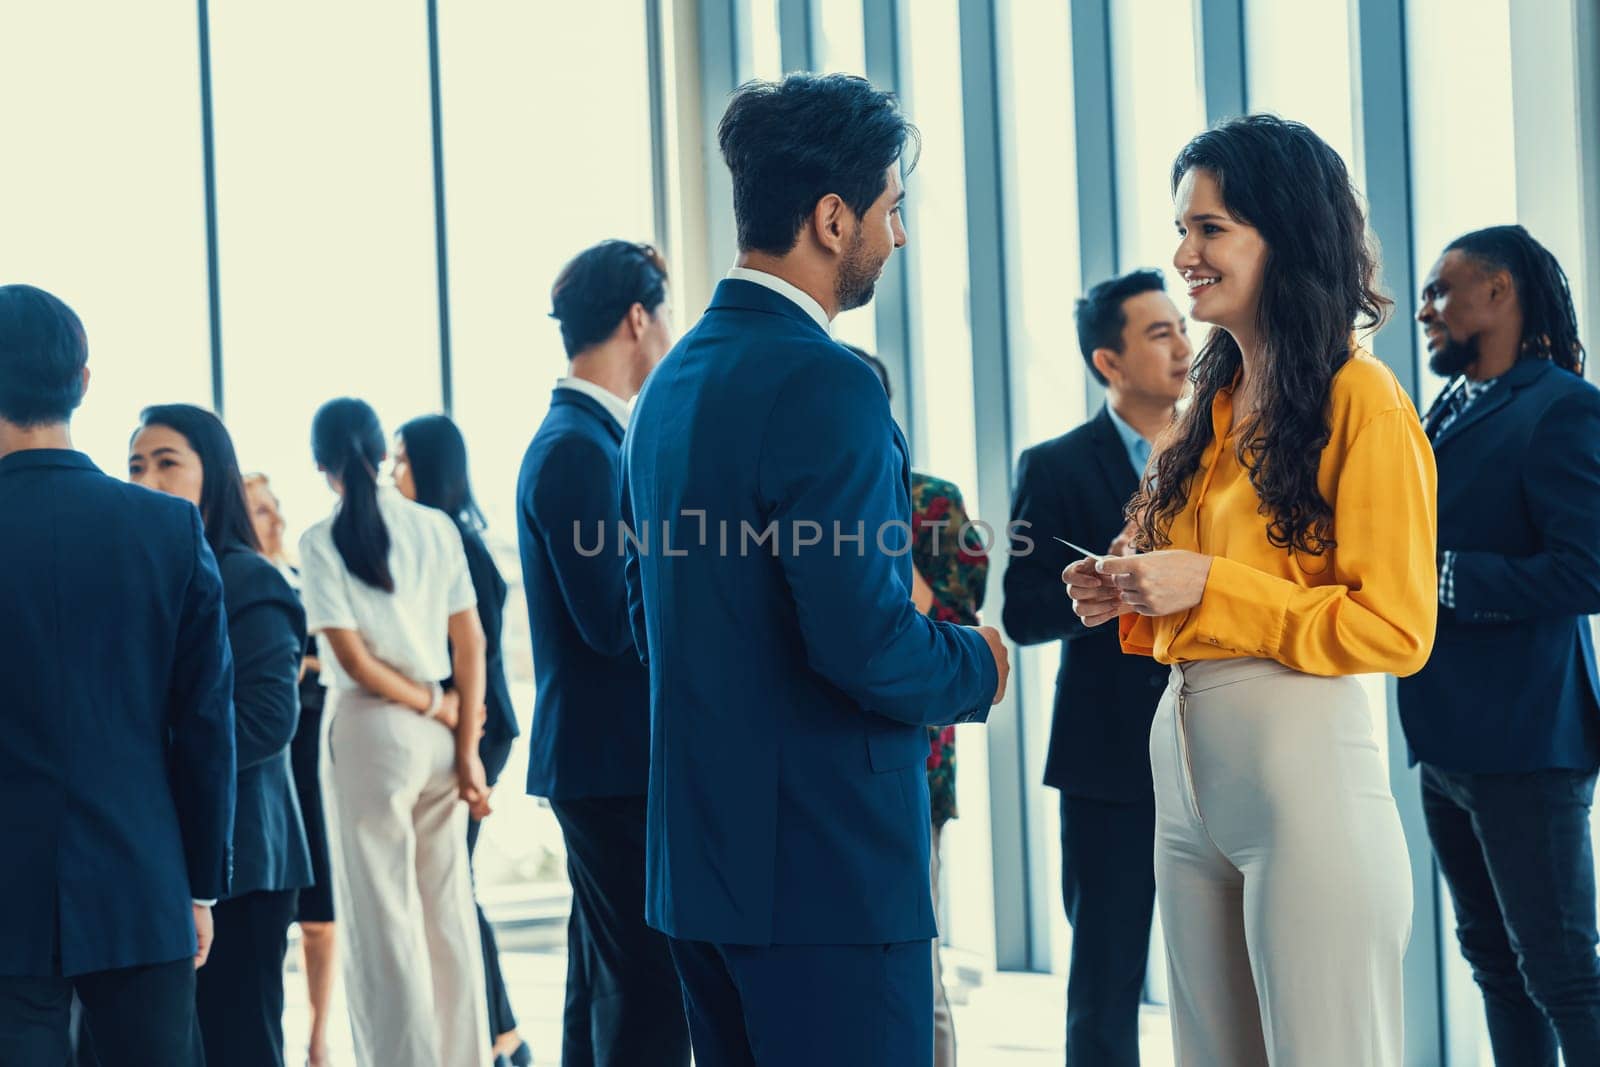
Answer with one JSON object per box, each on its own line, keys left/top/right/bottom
{"left": 1129, "top": 115, "right": 1390, "bottom": 557}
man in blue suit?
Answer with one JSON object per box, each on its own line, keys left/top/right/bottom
{"left": 1400, "top": 226, "right": 1600, "bottom": 1064}
{"left": 0, "top": 284, "right": 236, "bottom": 1065}
{"left": 516, "top": 240, "right": 690, "bottom": 1067}
{"left": 621, "top": 74, "right": 1010, "bottom": 1065}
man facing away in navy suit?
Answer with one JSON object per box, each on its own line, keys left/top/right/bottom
{"left": 1400, "top": 226, "right": 1600, "bottom": 1065}
{"left": 0, "top": 284, "right": 236, "bottom": 1066}
{"left": 1003, "top": 269, "right": 1190, "bottom": 1066}
{"left": 515, "top": 240, "right": 690, "bottom": 1067}
{"left": 620, "top": 74, "right": 1010, "bottom": 1066}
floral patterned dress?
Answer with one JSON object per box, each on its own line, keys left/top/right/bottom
{"left": 911, "top": 471, "right": 989, "bottom": 829}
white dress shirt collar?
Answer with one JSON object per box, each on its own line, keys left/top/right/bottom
{"left": 725, "top": 266, "right": 832, "bottom": 334}
{"left": 556, "top": 376, "right": 632, "bottom": 429}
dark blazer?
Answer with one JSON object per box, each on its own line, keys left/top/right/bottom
{"left": 449, "top": 522, "right": 519, "bottom": 747}
{"left": 215, "top": 541, "right": 312, "bottom": 899}
{"left": 1002, "top": 407, "right": 1169, "bottom": 802}
{"left": 620, "top": 279, "right": 998, "bottom": 946}
{"left": 1399, "top": 356, "right": 1600, "bottom": 772}
{"left": 517, "top": 388, "right": 649, "bottom": 800}
{"left": 0, "top": 450, "right": 235, "bottom": 977}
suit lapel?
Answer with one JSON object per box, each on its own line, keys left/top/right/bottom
{"left": 1088, "top": 407, "right": 1141, "bottom": 505}
{"left": 1431, "top": 358, "right": 1549, "bottom": 453}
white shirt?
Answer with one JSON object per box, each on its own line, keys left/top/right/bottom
{"left": 298, "top": 487, "right": 477, "bottom": 692}
{"left": 725, "top": 266, "right": 832, "bottom": 333}
{"left": 556, "top": 375, "right": 632, "bottom": 429}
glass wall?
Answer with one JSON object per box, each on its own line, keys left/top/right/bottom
{"left": 901, "top": 0, "right": 994, "bottom": 961}
{"left": 208, "top": 2, "right": 443, "bottom": 536}
{"left": 1244, "top": 0, "right": 1358, "bottom": 171}
{"left": 811, "top": 0, "right": 878, "bottom": 352}
{"left": 996, "top": 0, "right": 1084, "bottom": 971}
{"left": 0, "top": 2, "right": 213, "bottom": 475}
{"left": 1109, "top": 0, "right": 1204, "bottom": 284}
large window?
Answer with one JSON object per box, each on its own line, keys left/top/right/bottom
{"left": 0, "top": 4, "right": 212, "bottom": 474}
{"left": 901, "top": 0, "right": 994, "bottom": 961}
{"left": 208, "top": 3, "right": 443, "bottom": 536}
{"left": 811, "top": 0, "right": 878, "bottom": 351}
{"left": 1110, "top": 0, "right": 1203, "bottom": 284}
{"left": 1244, "top": 0, "right": 1358, "bottom": 171}
{"left": 996, "top": 0, "right": 1085, "bottom": 973}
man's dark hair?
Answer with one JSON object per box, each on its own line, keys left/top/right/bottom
{"left": 718, "top": 73, "right": 919, "bottom": 256}
{"left": 1073, "top": 269, "right": 1167, "bottom": 386}
{"left": 0, "top": 284, "right": 88, "bottom": 427}
{"left": 841, "top": 342, "right": 892, "bottom": 401}
{"left": 1446, "top": 224, "right": 1585, "bottom": 375}
{"left": 549, "top": 240, "right": 669, "bottom": 358}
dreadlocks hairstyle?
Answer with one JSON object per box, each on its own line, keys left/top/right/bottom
{"left": 1128, "top": 115, "right": 1390, "bottom": 558}
{"left": 1446, "top": 224, "right": 1585, "bottom": 376}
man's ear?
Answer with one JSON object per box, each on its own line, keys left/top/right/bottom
{"left": 1092, "top": 347, "right": 1120, "bottom": 386}
{"left": 1486, "top": 268, "right": 1515, "bottom": 307}
{"left": 79, "top": 364, "right": 91, "bottom": 403}
{"left": 811, "top": 193, "right": 849, "bottom": 255}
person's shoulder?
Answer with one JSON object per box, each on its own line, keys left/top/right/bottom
{"left": 1331, "top": 349, "right": 1417, "bottom": 429}
{"left": 911, "top": 471, "right": 965, "bottom": 505}
{"left": 216, "top": 543, "right": 300, "bottom": 614}
{"left": 1021, "top": 418, "right": 1099, "bottom": 470}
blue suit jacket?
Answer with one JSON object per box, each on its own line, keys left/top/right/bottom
{"left": 1002, "top": 409, "right": 1170, "bottom": 801}
{"left": 0, "top": 450, "right": 235, "bottom": 976}
{"left": 1398, "top": 356, "right": 1600, "bottom": 771}
{"left": 517, "top": 389, "right": 650, "bottom": 800}
{"left": 620, "top": 279, "right": 999, "bottom": 946}
{"left": 215, "top": 542, "right": 313, "bottom": 899}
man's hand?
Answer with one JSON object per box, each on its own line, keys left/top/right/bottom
{"left": 974, "top": 625, "right": 1010, "bottom": 704}
{"left": 1094, "top": 551, "right": 1213, "bottom": 617}
{"left": 458, "top": 753, "right": 492, "bottom": 820}
{"left": 193, "top": 903, "right": 213, "bottom": 969}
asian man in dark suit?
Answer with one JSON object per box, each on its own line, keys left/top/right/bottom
{"left": 1003, "top": 269, "right": 1190, "bottom": 1066}
{"left": 516, "top": 240, "right": 689, "bottom": 1067}
{"left": 620, "top": 74, "right": 1009, "bottom": 1066}
{"left": 0, "top": 284, "right": 236, "bottom": 1066}
{"left": 1400, "top": 226, "right": 1600, "bottom": 1065}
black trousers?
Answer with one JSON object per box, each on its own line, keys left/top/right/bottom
{"left": 468, "top": 734, "right": 518, "bottom": 1040}
{"left": 1423, "top": 763, "right": 1600, "bottom": 1067}
{"left": 195, "top": 888, "right": 299, "bottom": 1067}
{"left": 0, "top": 957, "right": 199, "bottom": 1067}
{"left": 1060, "top": 793, "right": 1157, "bottom": 1067}
{"left": 550, "top": 795, "right": 691, "bottom": 1067}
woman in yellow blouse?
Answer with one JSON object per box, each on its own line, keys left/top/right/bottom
{"left": 1066, "top": 115, "right": 1437, "bottom": 1067}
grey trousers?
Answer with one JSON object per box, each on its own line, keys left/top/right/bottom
{"left": 1151, "top": 659, "right": 1411, "bottom": 1066}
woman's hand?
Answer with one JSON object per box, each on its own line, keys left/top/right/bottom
{"left": 1093, "top": 551, "right": 1213, "bottom": 617}
{"left": 430, "top": 689, "right": 461, "bottom": 730}
{"left": 458, "top": 753, "right": 492, "bottom": 819}
{"left": 1063, "top": 557, "right": 1129, "bottom": 627}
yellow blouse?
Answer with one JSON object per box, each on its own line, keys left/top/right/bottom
{"left": 1120, "top": 350, "right": 1438, "bottom": 677}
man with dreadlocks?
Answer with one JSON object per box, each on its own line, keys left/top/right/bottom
{"left": 1400, "top": 224, "right": 1600, "bottom": 1064}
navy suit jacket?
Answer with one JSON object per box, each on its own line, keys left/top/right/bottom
{"left": 1002, "top": 409, "right": 1169, "bottom": 801}
{"left": 0, "top": 450, "right": 235, "bottom": 976}
{"left": 620, "top": 279, "right": 999, "bottom": 946}
{"left": 215, "top": 542, "right": 313, "bottom": 899}
{"left": 1398, "top": 356, "right": 1600, "bottom": 771}
{"left": 517, "top": 389, "right": 650, "bottom": 800}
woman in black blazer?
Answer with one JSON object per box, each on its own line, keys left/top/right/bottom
{"left": 394, "top": 414, "right": 528, "bottom": 1067}
{"left": 130, "top": 405, "right": 312, "bottom": 1067}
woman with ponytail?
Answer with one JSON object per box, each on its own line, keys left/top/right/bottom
{"left": 1064, "top": 116, "right": 1437, "bottom": 1064}
{"left": 297, "top": 398, "right": 492, "bottom": 1067}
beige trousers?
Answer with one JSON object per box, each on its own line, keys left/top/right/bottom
{"left": 323, "top": 689, "right": 491, "bottom": 1067}
{"left": 932, "top": 823, "right": 956, "bottom": 1067}
{"left": 1151, "top": 659, "right": 1411, "bottom": 1067}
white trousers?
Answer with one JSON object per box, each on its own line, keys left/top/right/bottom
{"left": 1150, "top": 659, "right": 1412, "bottom": 1067}
{"left": 322, "top": 689, "right": 491, "bottom": 1067}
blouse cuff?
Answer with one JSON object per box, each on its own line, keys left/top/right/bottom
{"left": 1185, "top": 555, "right": 1292, "bottom": 658}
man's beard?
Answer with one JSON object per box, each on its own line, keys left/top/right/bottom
{"left": 1428, "top": 332, "right": 1480, "bottom": 378}
{"left": 835, "top": 228, "right": 884, "bottom": 312}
